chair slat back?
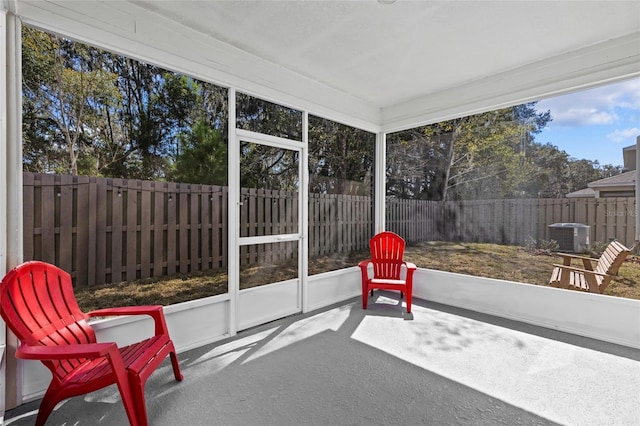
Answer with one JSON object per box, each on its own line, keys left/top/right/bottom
{"left": 0, "top": 261, "right": 96, "bottom": 378}
{"left": 595, "top": 241, "right": 629, "bottom": 277}
{"left": 370, "top": 232, "right": 406, "bottom": 280}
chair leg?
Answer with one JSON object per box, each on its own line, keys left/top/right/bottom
{"left": 129, "top": 373, "right": 148, "bottom": 426}
{"left": 170, "top": 349, "right": 184, "bottom": 381}
{"left": 113, "top": 369, "right": 140, "bottom": 426}
{"left": 362, "top": 287, "right": 369, "bottom": 310}
{"left": 406, "top": 291, "right": 412, "bottom": 314}
{"left": 35, "top": 384, "right": 63, "bottom": 426}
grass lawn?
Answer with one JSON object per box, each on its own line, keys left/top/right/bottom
{"left": 75, "top": 241, "right": 640, "bottom": 311}
{"left": 402, "top": 241, "right": 640, "bottom": 300}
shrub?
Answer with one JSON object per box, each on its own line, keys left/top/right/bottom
{"left": 589, "top": 241, "right": 609, "bottom": 258}
{"left": 524, "top": 236, "right": 537, "bottom": 253}
{"left": 523, "top": 236, "right": 559, "bottom": 256}
{"left": 539, "top": 239, "right": 559, "bottom": 255}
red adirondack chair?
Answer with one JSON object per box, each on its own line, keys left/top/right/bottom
{"left": 0, "top": 261, "right": 183, "bottom": 426}
{"left": 358, "top": 232, "right": 417, "bottom": 313}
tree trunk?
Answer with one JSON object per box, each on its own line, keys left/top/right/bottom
{"left": 441, "top": 121, "right": 458, "bottom": 201}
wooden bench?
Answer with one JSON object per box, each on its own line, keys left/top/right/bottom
{"left": 549, "top": 240, "right": 630, "bottom": 294}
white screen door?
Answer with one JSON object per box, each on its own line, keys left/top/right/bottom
{"left": 235, "top": 129, "right": 303, "bottom": 330}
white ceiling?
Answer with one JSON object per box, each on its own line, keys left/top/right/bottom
{"left": 8, "top": 0, "right": 640, "bottom": 130}
{"left": 132, "top": 1, "right": 640, "bottom": 106}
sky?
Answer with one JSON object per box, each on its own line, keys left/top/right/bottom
{"left": 534, "top": 77, "right": 640, "bottom": 168}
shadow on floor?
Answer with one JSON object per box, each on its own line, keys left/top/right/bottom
{"left": 5, "top": 293, "right": 639, "bottom": 426}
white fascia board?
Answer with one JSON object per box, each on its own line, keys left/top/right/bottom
{"left": 13, "top": 0, "right": 381, "bottom": 133}
{"left": 589, "top": 183, "right": 635, "bottom": 189}
{"left": 381, "top": 32, "right": 640, "bottom": 133}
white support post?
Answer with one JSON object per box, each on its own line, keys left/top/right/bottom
{"left": 0, "top": 10, "right": 7, "bottom": 422}
{"left": 228, "top": 87, "right": 238, "bottom": 337}
{"left": 634, "top": 135, "right": 640, "bottom": 250}
{"left": 301, "top": 111, "right": 309, "bottom": 312}
{"left": 374, "top": 131, "right": 386, "bottom": 233}
{"left": 0, "top": 9, "right": 22, "bottom": 273}
{"left": 1, "top": 8, "right": 23, "bottom": 412}
{"left": 0, "top": 10, "right": 7, "bottom": 279}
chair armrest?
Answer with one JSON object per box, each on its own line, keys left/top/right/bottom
{"left": 556, "top": 253, "right": 595, "bottom": 263}
{"left": 358, "top": 260, "right": 371, "bottom": 269}
{"left": 403, "top": 262, "right": 417, "bottom": 284}
{"left": 358, "top": 260, "right": 371, "bottom": 286}
{"left": 87, "top": 305, "right": 163, "bottom": 317}
{"left": 87, "top": 305, "right": 169, "bottom": 336}
{"left": 403, "top": 262, "right": 417, "bottom": 270}
{"left": 552, "top": 264, "right": 610, "bottom": 277}
{"left": 16, "top": 342, "right": 116, "bottom": 360}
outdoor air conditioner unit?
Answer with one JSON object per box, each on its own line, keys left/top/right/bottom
{"left": 548, "top": 223, "right": 590, "bottom": 253}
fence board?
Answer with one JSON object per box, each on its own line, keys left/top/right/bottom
{"left": 140, "top": 180, "right": 152, "bottom": 279}
{"left": 190, "top": 186, "right": 200, "bottom": 272}
{"left": 625, "top": 198, "right": 635, "bottom": 244}
{"left": 40, "top": 174, "right": 56, "bottom": 264}
{"left": 201, "top": 187, "right": 211, "bottom": 271}
{"left": 58, "top": 174, "right": 73, "bottom": 273}
{"left": 211, "top": 187, "right": 221, "bottom": 269}
{"left": 22, "top": 173, "right": 34, "bottom": 260}
{"left": 179, "top": 186, "right": 189, "bottom": 274}
{"left": 95, "top": 178, "right": 107, "bottom": 285}
{"left": 76, "top": 176, "right": 90, "bottom": 285}
{"left": 166, "top": 182, "right": 177, "bottom": 276}
{"left": 111, "top": 178, "right": 124, "bottom": 283}
{"left": 126, "top": 180, "right": 138, "bottom": 281}
{"left": 153, "top": 182, "right": 165, "bottom": 277}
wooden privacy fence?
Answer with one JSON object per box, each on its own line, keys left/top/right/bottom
{"left": 538, "top": 197, "right": 636, "bottom": 247}
{"left": 23, "top": 172, "right": 637, "bottom": 288}
{"left": 308, "top": 193, "right": 373, "bottom": 258}
{"left": 24, "top": 173, "right": 228, "bottom": 287}
{"left": 389, "top": 197, "right": 636, "bottom": 248}
{"left": 386, "top": 198, "right": 440, "bottom": 243}
{"left": 23, "top": 172, "right": 374, "bottom": 287}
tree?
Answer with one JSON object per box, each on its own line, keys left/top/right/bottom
{"left": 171, "top": 120, "right": 228, "bottom": 185}
{"left": 239, "top": 142, "right": 299, "bottom": 191}
{"left": 22, "top": 26, "right": 120, "bottom": 175}
{"left": 308, "top": 116, "right": 374, "bottom": 196}
{"left": 385, "top": 129, "right": 449, "bottom": 199}
{"left": 386, "top": 103, "right": 553, "bottom": 200}
{"left": 520, "top": 143, "right": 571, "bottom": 198}
{"left": 566, "top": 159, "right": 604, "bottom": 196}
{"left": 96, "top": 58, "right": 199, "bottom": 179}
{"left": 22, "top": 25, "right": 228, "bottom": 181}
{"left": 236, "top": 93, "right": 302, "bottom": 141}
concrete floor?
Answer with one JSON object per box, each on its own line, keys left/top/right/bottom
{"left": 4, "top": 293, "right": 640, "bottom": 426}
